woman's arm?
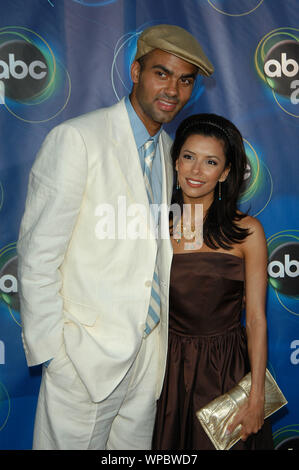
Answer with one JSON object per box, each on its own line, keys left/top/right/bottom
{"left": 228, "top": 216, "right": 268, "bottom": 441}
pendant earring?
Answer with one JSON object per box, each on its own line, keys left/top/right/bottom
{"left": 176, "top": 173, "right": 180, "bottom": 190}
{"left": 218, "top": 181, "right": 222, "bottom": 201}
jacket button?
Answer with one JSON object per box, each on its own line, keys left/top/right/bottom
{"left": 145, "top": 280, "right": 152, "bottom": 287}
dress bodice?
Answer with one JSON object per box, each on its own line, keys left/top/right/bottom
{"left": 169, "top": 252, "right": 245, "bottom": 336}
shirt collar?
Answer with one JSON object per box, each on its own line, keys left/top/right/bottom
{"left": 125, "top": 96, "right": 161, "bottom": 150}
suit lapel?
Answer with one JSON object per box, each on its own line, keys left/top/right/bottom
{"left": 108, "top": 99, "right": 159, "bottom": 242}
{"left": 108, "top": 99, "right": 173, "bottom": 244}
{"left": 108, "top": 99, "right": 149, "bottom": 208}
{"left": 159, "top": 132, "right": 173, "bottom": 207}
{"left": 158, "top": 132, "right": 174, "bottom": 244}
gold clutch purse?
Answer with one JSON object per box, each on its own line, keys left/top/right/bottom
{"left": 196, "top": 369, "right": 287, "bottom": 450}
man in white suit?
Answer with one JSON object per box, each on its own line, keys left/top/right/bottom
{"left": 17, "top": 25, "right": 213, "bottom": 450}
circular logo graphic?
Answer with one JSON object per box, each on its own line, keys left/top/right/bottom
{"left": 267, "top": 231, "right": 299, "bottom": 316}
{"left": 0, "top": 40, "right": 49, "bottom": 102}
{"left": 268, "top": 242, "right": 299, "bottom": 296}
{"left": 238, "top": 139, "right": 273, "bottom": 217}
{"left": 72, "top": 0, "right": 117, "bottom": 5}
{"left": 207, "top": 0, "right": 264, "bottom": 16}
{"left": 264, "top": 40, "right": 299, "bottom": 98}
{"left": 0, "top": 26, "right": 71, "bottom": 123}
{"left": 274, "top": 425, "right": 299, "bottom": 450}
{"left": 111, "top": 25, "right": 205, "bottom": 107}
{"left": 0, "top": 381, "right": 10, "bottom": 432}
{"left": 0, "top": 243, "right": 20, "bottom": 326}
{"left": 275, "top": 436, "right": 299, "bottom": 450}
{"left": 48, "top": 0, "right": 117, "bottom": 6}
{"left": 255, "top": 28, "right": 299, "bottom": 118}
{"left": 0, "top": 181, "right": 3, "bottom": 212}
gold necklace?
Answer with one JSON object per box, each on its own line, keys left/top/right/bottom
{"left": 173, "top": 222, "right": 202, "bottom": 244}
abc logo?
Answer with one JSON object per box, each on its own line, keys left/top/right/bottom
{"left": 0, "top": 255, "right": 19, "bottom": 312}
{"left": 268, "top": 242, "right": 299, "bottom": 296}
{"left": 240, "top": 159, "right": 252, "bottom": 195}
{"left": 275, "top": 436, "right": 299, "bottom": 450}
{"left": 0, "top": 40, "right": 49, "bottom": 101}
{"left": 263, "top": 40, "right": 299, "bottom": 98}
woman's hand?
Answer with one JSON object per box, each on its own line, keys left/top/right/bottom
{"left": 227, "top": 398, "right": 264, "bottom": 441}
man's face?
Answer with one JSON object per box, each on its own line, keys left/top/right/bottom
{"left": 130, "top": 49, "right": 198, "bottom": 134}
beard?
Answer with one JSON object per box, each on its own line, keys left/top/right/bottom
{"left": 135, "top": 88, "right": 183, "bottom": 125}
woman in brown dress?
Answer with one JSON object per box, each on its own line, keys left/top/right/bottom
{"left": 152, "top": 114, "right": 273, "bottom": 450}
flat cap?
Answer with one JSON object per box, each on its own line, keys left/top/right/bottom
{"left": 135, "top": 24, "right": 214, "bottom": 77}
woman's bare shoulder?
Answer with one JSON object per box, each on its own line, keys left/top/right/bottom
{"left": 237, "top": 212, "right": 265, "bottom": 234}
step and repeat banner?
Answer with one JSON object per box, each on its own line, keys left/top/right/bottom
{"left": 0, "top": 0, "right": 298, "bottom": 450}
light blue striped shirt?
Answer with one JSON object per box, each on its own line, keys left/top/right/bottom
{"left": 125, "top": 96, "right": 162, "bottom": 205}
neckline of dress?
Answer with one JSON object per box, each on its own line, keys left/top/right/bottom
{"left": 173, "top": 251, "right": 244, "bottom": 262}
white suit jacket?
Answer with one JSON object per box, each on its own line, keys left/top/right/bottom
{"left": 17, "top": 98, "right": 173, "bottom": 402}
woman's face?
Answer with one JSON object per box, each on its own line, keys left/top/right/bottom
{"left": 176, "top": 133, "right": 230, "bottom": 208}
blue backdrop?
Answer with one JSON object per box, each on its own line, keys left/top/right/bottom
{"left": 0, "top": 0, "right": 298, "bottom": 450}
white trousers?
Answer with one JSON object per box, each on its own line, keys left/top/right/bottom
{"left": 32, "top": 326, "right": 160, "bottom": 450}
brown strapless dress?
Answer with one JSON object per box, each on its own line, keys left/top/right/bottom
{"left": 152, "top": 252, "right": 273, "bottom": 450}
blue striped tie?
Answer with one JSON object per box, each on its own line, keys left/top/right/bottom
{"left": 143, "top": 139, "right": 155, "bottom": 204}
{"left": 143, "top": 139, "right": 161, "bottom": 336}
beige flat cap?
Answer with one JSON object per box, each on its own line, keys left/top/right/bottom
{"left": 135, "top": 24, "right": 214, "bottom": 77}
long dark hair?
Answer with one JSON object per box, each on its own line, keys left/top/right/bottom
{"left": 171, "top": 113, "right": 250, "bottom": 249}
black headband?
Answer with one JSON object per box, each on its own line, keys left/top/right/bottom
{"left": 198, "top": 120, "right": 231, "bottom": 142}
